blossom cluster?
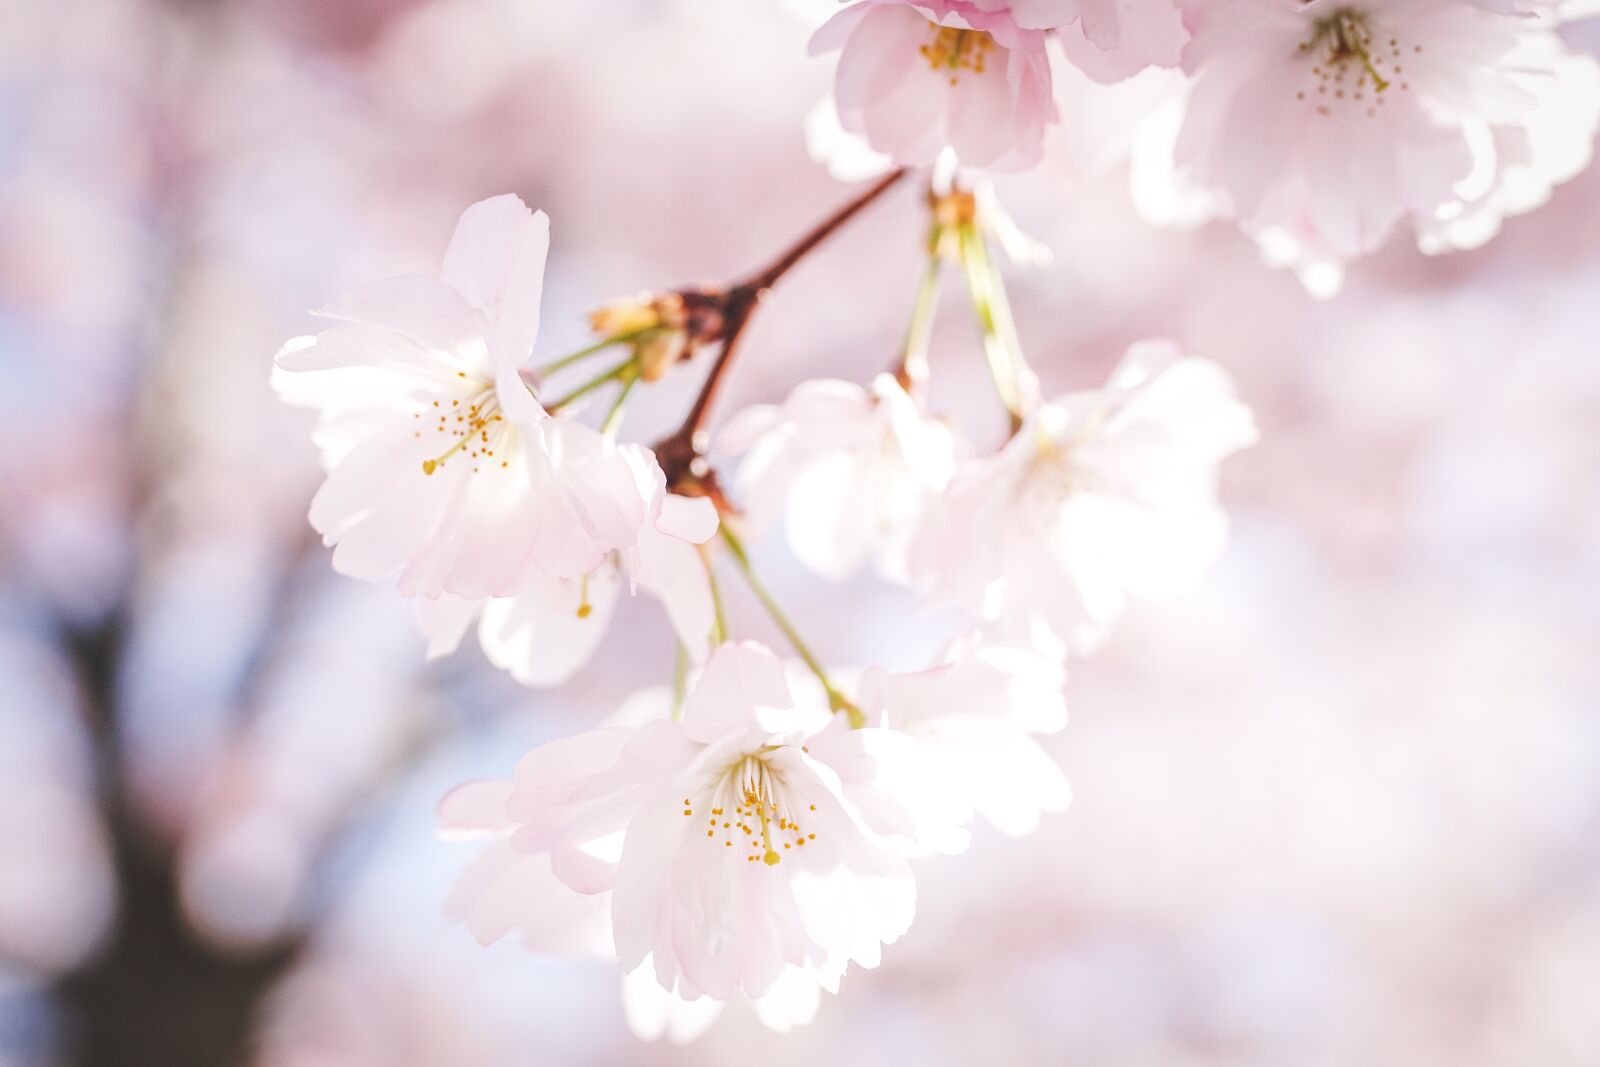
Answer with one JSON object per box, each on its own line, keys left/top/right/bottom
{"left": 813, "top": 0, "right": 1600, "bottom": 293}
{"left": 273, "top": 187, "right": 1253, "bottom": 1039}
{"left": 270, "top": 0, "right": 1597, "bottom": 1046}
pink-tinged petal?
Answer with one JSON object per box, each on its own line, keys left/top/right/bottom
{"left": 493, "top": 351, "right": 547, "bottom": 425}
{"left": 515, "top": 433, "right": 617, "bottom": 580}
{"left": 550, "top": 844, "right": 617, "bottom": 895}
{"left": 509, "top": 728, "right": 638, "bottom": 812}
{"left": 274, "top": 321, "right": 455, "bottom": 378}
{"left": 656, "top": 494, "right": 719, "bottom": 545}
{"left": 835, "top": 6, "right": 950, "bottom": 167}
{"left": 436, "top": 779, "right": 515, "bottom": 838}
{"left": 1056, "top": 0, "right": 1188, "bottom": 84}
{"left": 779, "top": 771, "right": 917, "bottom": 972}
{"left": 314, "top": 274, "right": 488, "bottom": 374}
{"left": 1008, "top": 0, "right": 1093, "bottom": 30}
{"left": 509, "top": 723, "right": 700, "bottom": 854}
{"left": 679, "top": 642, "right": 796, "bottom": 744}
{"left": 807, "top": 1, "right": 874, "bottom": 57}
{"left": 445, "top": 841, "right": 613, "bottom": 956}
{"left": 476, "top": 567, "right": 621, "bottom": 688}
{"left": 413, "top": 594, "right": 482, "bottom": 660}
{"left": 395, "top": 431, "right": 572, "bottom": 598}
{"left": 611, "top": 783, "right": 700, "bottom": 976}
{"left": 620, "top": 965, "right": 724, "bottom": 1045}
{"left": 308, "top": 421, "right": 470, "bottom": 584}
{"left": 633, "top": 529, "right": 717, "bottom": 662}
{"left": 861, "top": 641, "right": 1068, "bottom": 735}
{"left": 439, "top": 195, "right": 550, "bottom": 366}
{"left": 542, "top": 425, "right": 650, "bottom": 554}
{"left": 663, "top": 829, "right": 792, "bottom": 999}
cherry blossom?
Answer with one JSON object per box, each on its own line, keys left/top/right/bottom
{"left": 810, "top": 0, "right": 1060, "bottom": 170}
{"left": 472, "top": 642, "right": 937, "bottom": 1003}
{"left": 718, "top": 373, "right": 959, "bottom": 583}
{"left": 440, "top": 688, "right": 833, "bottom": 1043}
{"left": 1133, "top": 0, "right": 1600, "bottom": 292}
{"left": 412, "top": 451, "right": 720, "bottom": 686}
{"left": 909, "top": 340, "right": 1258, "bottom": 653}
{"left": 272, "top": 194, "right": 650, "bottom": 598}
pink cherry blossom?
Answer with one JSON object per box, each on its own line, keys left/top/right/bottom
{"left": 1136, "top": 0, "right": 1600, "bottom": 289}
{"left": 719, "top": 373, "right": 958, "bottom": 583}
{"left": 272, "top": 194, "right": 649, "bottom": 598}
{"left": 472, "top": 642, "right": 928, "bottom": 1003}
{"left": 810, "top": 0, "right": 1059, "bottom": 170}
{"left": 909, "top": 340, "right": 1258, "bottom": 654}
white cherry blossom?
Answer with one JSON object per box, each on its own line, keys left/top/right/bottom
{"left": 478, "top": 642, "right": 934, "bottom": 1003}
{"left": 719, "top": 373, "right": 958, "bottom": 583}
{"left": 440, "top": 775, "right": 822, "bottom": 1043}
{"left": 909, "top": 340, "right": 1258, "bottom": 653}
{"left": 272, "top": 194, "right": 650, "bottom": 598}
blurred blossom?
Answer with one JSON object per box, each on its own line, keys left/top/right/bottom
{"left": 0, "top": 633, "right": 115, "bottom": 978}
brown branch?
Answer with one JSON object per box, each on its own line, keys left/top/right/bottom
{"left": 655, "top": 168, "right": 908, "bottom": 491}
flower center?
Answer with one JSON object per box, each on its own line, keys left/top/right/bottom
{"left": 1296, "top": 8, "right": 1417, "bottom": 117}
{"left": 682, "top": 754, "right": 817, "bottom": 866}
{"left": 415, "top": 380, "right": 509, "bottom": 476}
{"left": 920, "top": 24, "right": 995, "bottom": 85}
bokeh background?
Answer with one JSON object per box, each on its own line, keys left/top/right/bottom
{"left": 5, "top": 0, "right": 1600, "bottom": 1064}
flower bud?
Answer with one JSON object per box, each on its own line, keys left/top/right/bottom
{"left": 588, "top": 292, "right": 693, "bottom": 381}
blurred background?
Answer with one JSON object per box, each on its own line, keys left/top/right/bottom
{"left": 5, "top": 0, "right": 1600, "bottom": 1064}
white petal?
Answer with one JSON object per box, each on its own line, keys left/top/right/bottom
{"left": 679, "top": 642, "right": 797, "bottom": 744}
{"left": 439, "top": 194, "right": 550, "bottom": 365}
{"left": 621, "top": 964, "right": 724, "bottom": 1045}
{"left": 477, "top": 567, "right": 621, "bottom": 687}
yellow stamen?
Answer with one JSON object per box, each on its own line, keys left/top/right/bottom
{"left": 918, "top": 24, "right": 995, "bottom": 84}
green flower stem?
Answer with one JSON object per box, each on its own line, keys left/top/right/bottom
{"left": 957, "top": 222, "right": 1034, "bottom": 432}
{"left": 544, "top": 358, "right": 635, "bottom": 413}
{"left": 700, "top": 544, "right": 729, "bottom": 648}
{"left": 718, "top": 526, "right": 866, "bottom": 728}
{"left": 671, "top": 642, "right": 689, "bottom": 723}
{"left": 536, "top": 327, "right": 652, "bottom": 377}
{"left": 897, "top": 241, "right": 944, "bottom": 389}
{"left": 600, "top": 363, "right": 640, "bottom": 437}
